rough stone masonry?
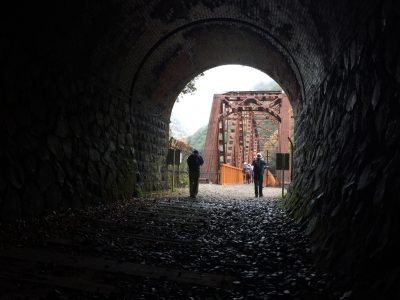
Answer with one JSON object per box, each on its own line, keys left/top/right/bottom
{"left": 1, "top": 0, "right": 400, "bottom": 298}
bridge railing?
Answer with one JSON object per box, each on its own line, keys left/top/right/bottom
{"left": 264, "top": 169, "right": 278, "bottom": 187}
{"left": 218, "top": 164, "right": 279, "bottom": 186}
{"left": 219, "top": 164, "right": 243, "bottom": 185}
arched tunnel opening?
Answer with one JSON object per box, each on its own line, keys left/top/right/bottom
{"left": 169, "top": 65, "right": 294, "bottom": 189}
{"left": 1, "top": 1, "right": 400, "bottom": 298}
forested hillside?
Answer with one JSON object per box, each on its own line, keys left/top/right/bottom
{"left": 186, "top": 125, "right": 208, "bottom": 153}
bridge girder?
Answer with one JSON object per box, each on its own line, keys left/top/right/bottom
{"left": 202, "top": 91, "right": 292, "bottom": 184}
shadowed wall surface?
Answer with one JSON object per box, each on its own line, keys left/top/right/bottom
{"left": 1, "top": 0, "right": 399, "bottom": 297}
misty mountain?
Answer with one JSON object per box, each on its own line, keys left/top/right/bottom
{"left": 169, "top": 115, "right": 190, "bottom": 140}
{"left": 252, "top": 80, "right": 282, "bottom": 91}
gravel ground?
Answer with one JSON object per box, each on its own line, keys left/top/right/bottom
{"left": 196, "top": 183, "right": 284, "bottom": 198}
{"left": 0, "top": 184, "right": 345, "bottom": 299}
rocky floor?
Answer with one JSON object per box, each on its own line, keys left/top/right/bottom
{"left": 0, "top": 184, "right": 346, "bottom": 299}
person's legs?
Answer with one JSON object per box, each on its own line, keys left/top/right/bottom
{"left": 259, "top": 175, "right": 264, "bottom": 196}
{"left": 193, "top": 171, "right": 200, "bottom": 196}
{"left": 254, "top": 178, "right": 259, "bottom": 197}
{"left": 189, "top": 170, "right": 195, "bottom": 197}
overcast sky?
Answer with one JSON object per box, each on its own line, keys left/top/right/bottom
{"left": 171, "top": 64, "right": 279, "bottom": 135}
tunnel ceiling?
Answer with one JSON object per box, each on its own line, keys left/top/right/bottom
{"left": 84, "top": 0, "right": 377, "bottom": 111}
{"left": 132, "top": 21, "right": 302, "bottom": 117}
{"left": 7, "top": 0, "right": 378, "bottom": 116}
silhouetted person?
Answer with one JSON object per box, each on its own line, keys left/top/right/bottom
{"left": 242, "top": 161, "right": 248, "bottom": 183}
{"left": 187, "top": 149, "right": 204, "bottom": 198}
{"left": 252, "top": 153, "right": 266, "bottom": 197}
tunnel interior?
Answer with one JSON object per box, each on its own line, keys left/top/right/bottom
{"left": 2, "top": 0, "right": 400, "bottom": 297}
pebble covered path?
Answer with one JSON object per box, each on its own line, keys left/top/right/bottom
{"left": 0, "top": 184, "right": 344, "bottom": 299}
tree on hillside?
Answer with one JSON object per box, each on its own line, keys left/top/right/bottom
{"left": 170, "top": 72, "right": 205, "bottom": 139}
{"left": 176, "top": 72, "right": 204, "bottom": 101}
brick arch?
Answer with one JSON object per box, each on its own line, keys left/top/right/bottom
{"left": 129, "top": 18, "right": 305, "bottom": 112}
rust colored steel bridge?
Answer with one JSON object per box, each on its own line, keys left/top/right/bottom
{"left": 201, "top": 91, "right": 292, "bottom": 184}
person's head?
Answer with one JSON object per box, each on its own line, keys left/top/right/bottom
{"left": 257, "top": 153, "right": 262, "bottom": 159}
{"left": 193, "top": 149, "right": 199, "bottom": 155}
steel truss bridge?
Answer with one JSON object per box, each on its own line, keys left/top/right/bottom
{"left": 201, "top": 91, "right": 292, "bottom": 184}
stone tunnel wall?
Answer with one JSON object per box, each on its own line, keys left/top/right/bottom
{"left": 0, "top": 75, "right": 169, "bottom": 221}
{"left": 286, "top": 3, "right": 400, "bottom": 298}
{"left": 1, "top": 1, "right": 399, "bottom": 296}
{"left": 1, "top": 0, "right": 379, "bottom": 225}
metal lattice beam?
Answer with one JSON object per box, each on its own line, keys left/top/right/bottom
{"left": 202, "top": 91, "right": 292, "bottom": 184}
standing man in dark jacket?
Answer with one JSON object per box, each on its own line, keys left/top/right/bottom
{"left": 252, "top": 153, "right": 266, "bottom": 197}
{"left": 187, "top": 149, "right": 204, "bottom": 198}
